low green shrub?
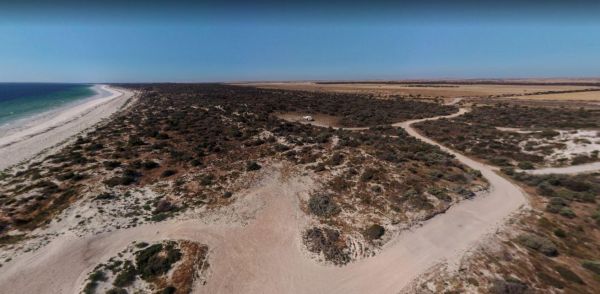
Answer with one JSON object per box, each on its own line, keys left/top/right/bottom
{"left": 558, "top": 207, "right": 576, "bottom": 218}
{"left": 360, "top": 168, "right": 378, "bottom": 182}
{"left": 142, "top": 160, "right": 160, "bottom": 170}
{"left": 95, "top": 192, "right": 116, "bottom": 201}
{"left": 161, "top": 169, "right": 177, "bottom": 177}
{"left": 113, "top": 261, "right": 136, "bottom": 287}
{"left": 553, "top": 228, "right": 567, "bottom": 238}
{"left": 489, "top": 278, "right": 528, "bottom": 294}
{"left": 364, "top": 224, "right": 385, "bottom": 240}
{"left": 106, "top": 288, "right": 128, "bottom": 294}
{"left": 246, "top": 161, "right": 262, "bottom": 171}
{"left": 199, "top": 174, "right": 214, "bottom": 186}
{"left": 135, "top": 242, "right": 181, "bottom": 280}
{"left": 308, "top": 194, "right": 340, "bottom": 217}
{"left": 518, "top": 161, "right": 535, "bottom": 170}
{"left": 517, "top": 233, "right": 558, "bottom": 257}
{"left": 592, "top": 210, "right": 600, "bottom": 226}
{"left": 327, "top": 152, "right": 344, "bottom": 166}
{"left": 555, "top": 266, "right": 584, "bottom": 284}
{"left": 582, "top": 260, "right": 600, "bottom": 275}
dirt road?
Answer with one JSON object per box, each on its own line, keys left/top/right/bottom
{"left": 0, "top": 103, "right": 533, "bottom": 294}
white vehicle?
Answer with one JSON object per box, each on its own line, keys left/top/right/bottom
{"left": 302, "top": 115, "right": 314, "bottom": 121}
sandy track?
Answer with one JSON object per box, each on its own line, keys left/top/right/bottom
{"left": 0, "top": 86, "right": 134, "bottom": 171}
{"left": 0, "top": 100, "right": 533, "bottom": 294}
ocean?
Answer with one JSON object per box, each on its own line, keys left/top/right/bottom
{"left": 0, "top": 83, "right": 96, "bottom": 126}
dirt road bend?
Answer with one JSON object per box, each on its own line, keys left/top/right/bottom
{"left": 0, "top": 104, "right": 533, "bottom": 294}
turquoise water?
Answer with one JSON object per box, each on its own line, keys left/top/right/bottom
{"left": 0, "top": 83, "right": 96, "bottom": 126}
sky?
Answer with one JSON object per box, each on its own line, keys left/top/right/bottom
{"left": 1, "top": 0, "right": 600, "bottom": 83}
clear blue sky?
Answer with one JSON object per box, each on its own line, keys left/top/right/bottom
{"left": 1, "top": 1, "right": 600, "bottom": 82}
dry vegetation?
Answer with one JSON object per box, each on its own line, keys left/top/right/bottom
{"left": 505, "top": 90, "right": 600, "bottom": 101}
{"left": 415, "top": 104, "right": 600, "bottom": 168}
{"left": 0, "top": 84, "right": 482, "bottom": 266}
{"left": 409, "top": 171, "right": 600, "bottom": 294}
{"left": 244, "top": 81, "right": 600, "bottom": 100}
{"left": 299, "top": 125, "right": 486, "bottom": 264}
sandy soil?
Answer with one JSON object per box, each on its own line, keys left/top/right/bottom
{"left": 524, "top": 161, "right": 600, "bottom": 175}
{"left": 4, "top": 94, "right": 597, "bottom": 293}
{"left": 275, "top": 112, "right": 342, "bottom": 128}
{"left": 0, "top": 97, "right": 536, "bottom": 294}
{"left": 241, "top": 82, "right": 598, "bottom": 99}
{"left": 0, "top": 85, "right": 135, "bottom": 171}
{"left": 519, "top": 129, "right": 600, "bottom": 164}
{"left": 0, "top": 160, "right": 528, "bottom": 294}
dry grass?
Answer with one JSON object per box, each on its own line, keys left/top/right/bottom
{"left": 409, "top": 172, "right": 600, "bottom": 294}
{"left": 506, "top": 90, "right": 600, "bottom": 101}
{"left": 241, "top": 82, "right": 600, "bottom": 99}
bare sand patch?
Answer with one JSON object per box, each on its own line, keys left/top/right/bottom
{"left": 274, "top": 112, "right": 342, "bottom": 128}
{"left": 520, "top": 129, "right": 600, "bottom": 164}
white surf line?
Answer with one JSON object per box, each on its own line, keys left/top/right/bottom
{"left": 0, "top": 85, "right": 133, "bottom": 171}
{"left": 0, "top": 85, "right": 122, "bottom": 148}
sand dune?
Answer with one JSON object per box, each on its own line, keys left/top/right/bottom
{"left": 0, "top": 101, "right": 534, "bottom": 294}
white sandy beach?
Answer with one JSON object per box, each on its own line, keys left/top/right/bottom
{"left": 0, "top": 85, "right": 135, "bottom": 171}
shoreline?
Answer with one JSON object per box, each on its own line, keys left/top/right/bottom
{"left": 0, "top": 85, "right": 135, "bottom": 171}
{"left": 0, "top": 84, "right": 99, "bottom": 134}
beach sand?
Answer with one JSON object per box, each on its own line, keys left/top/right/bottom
{"left": 0, "top": 85, "right": 135, "bottom": 171}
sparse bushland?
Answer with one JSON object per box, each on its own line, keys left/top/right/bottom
{"left": 298, "top": 125, "right": 486, "bottom": 263}
{"left": 460, "top": 104, "right": 600, "bottom": 129}
{"left": 0, "top": 84, "right": 455, "bottom": 235}
{"left": 410, "top": 171, "right": 600, "bottom": 293}
{"left": 510, "top": 172, "right": 599, "bottom": 219}
{"left": 414, "top": 103, "right": 600, "bottom": 168}
{"left": 0, "top": 84, "right": 483, "bottom": 266}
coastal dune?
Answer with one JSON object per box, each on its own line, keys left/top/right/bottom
{"left": 0, "top": 85, "right": 134, "bottom": 171}
{"left": 0, "top": 103, "right": 530, "bottom": 294}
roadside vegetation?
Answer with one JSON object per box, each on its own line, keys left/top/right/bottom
{"left": 411, "top": 171, "right": 600, "bottom": 293}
